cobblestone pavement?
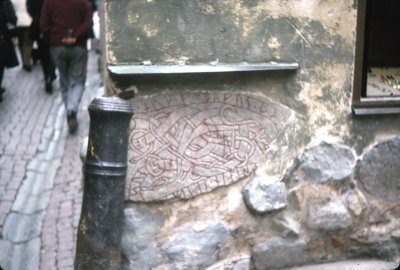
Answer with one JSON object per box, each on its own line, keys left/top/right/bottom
{"left": 0, "top": 50, "right": 102, "bottom": 270}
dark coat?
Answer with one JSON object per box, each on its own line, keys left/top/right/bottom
{"left": 27, "top": 0, "right": 44, "bottom": 40}
{"left": 0, "top": 0, "right": 19, "bottom": 68}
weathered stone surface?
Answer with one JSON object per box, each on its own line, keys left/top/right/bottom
{"left": 233, "top": 259, "right": 251, "bottom": 270}
{"left": 106, "top": 1, "right": 354, "bottom": 67}
{"left": 242, "top": 176, "right": 287, "bottom": 214}
{"left": 3, "top": 211, "right": 45, "bottom": 243}
{"left": 165, "top": 220, "right": 229, "bottom": 270}
{"left": 343, "top": 242, "right": 400, "bottom": 263}
{"left": 351, "top": 225, "right": 393, "bottom": 245}
{"left": 0, "top": 240, "right": 13, "bottom": 270}
{"left": 205, "top": 256, "right": 250, "bottom": 270}
{"left": 356, "top": 136, "right": 400, "bottom": 202}
{"left": 285, "top": 141, "right": 356, "bottom": 184}
{"left": 391, "top": 229, "right": 400, "bottom": 240}
{"left": 365, "top": 200, "right": 392, "bottom": 225}
{"left": 10, "top": 238, "right": 40, "bottom": 270}
{"left": 287, "top": 186, "right": 305, "bottom": 210}
{"left": 0, "top": 238, "right": 41, "bottom": 270}
{"left": 121, "top": 206, "right": 165, "bottom": 270}
{"left": 252, "top": 237, "right": 312, "bottom": 270}
{"left": 351, "top": 201, "right": 400, "bottom": 245}
{"left": 345, "top": 188, "right": 367, "bottom": 216}
{"left": 12, "top": 188, "right": 52, "bottom": 215}
{"left": 306, "top": 200, "right": 352, "bottom": 231}
{"left": 127, "top": 92, "right": 292, "bottom": 201}
{"left": 272, "top": 212, "right": 301, "bottom": 237}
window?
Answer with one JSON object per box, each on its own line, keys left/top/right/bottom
{"left": 352, "top": 0, "right": 400, "bottom": 114}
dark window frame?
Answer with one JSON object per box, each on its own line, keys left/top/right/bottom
{"left": 352, "top": 0, "right": 400, "bottom": 115}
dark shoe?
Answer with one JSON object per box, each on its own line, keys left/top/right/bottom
{"left": 50, "top": 72, "right": 57, "bottom": 82}
{"left": 23, "top": 65, "right": 32, "bottom": 72}
{"left": 0, "top": 87, "right": 5, "bottom": 102}
{"left": 45, "top": 81, "right": 53, "bottom": 94}
{"left": 32, "top": 48, "right": 39, "bottom": 65}
{"left": 67, "top": 111, "right": 78, "bottom": 134}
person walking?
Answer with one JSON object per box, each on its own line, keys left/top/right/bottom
{"left": 27, "top": 0, "right": 56, "bottom": 93}
{"left": 12, "top": 0, "right": 32, "bottom": 71}
{"left": 40, "top": 0, "right": 93, "bottom": 134}
{"left": 0, "top": 0, "right": 19, "bottom": 102}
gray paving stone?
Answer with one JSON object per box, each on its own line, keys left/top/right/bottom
{"left": 3, "top": 211, "right": 45, "bottom": 243}
{"left": 31, "top": 173, "right": 51, "bottom": 195}
{"left": 14, "top": 170, "right": 37, "bottom": 193}
{"left": 45, "top": 141, "right": 59, "bottom": 161}
{"left": 54, "top": 110, "right": 67, "bottom": 131}
{"left": 54, "top": 134, "right": 68, "bottom": 159}
{"left": 27, "top": 158, "right": 41, "bottom": 171}
{"left": 38, "top": 160, "right": 50, "bottom": 173}
{"left": 37, "top": 138, "right": 51, "bottom": 153}
{"left": 53, "top": 129, "right": 62, "bottom": 142}
{"left": 12, "top": 187, "right": 51, "bottom": 215}
{"left": 10, "top": 238, "right": 41, "bottom": 270}
{"left": 0, "top": 240, "right": 13, "bottom": 270}
{"left": 42, "top": 126, "right": 55, "bottom": 141}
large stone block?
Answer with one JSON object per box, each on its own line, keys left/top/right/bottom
{"left": 356, "top": 136, "right": 400, "bottom": 202}
{"left": 165, "top": 220, "right": 229, "bottom": 270}
{"left": 252, "top": 237, "right": 312, "bottom": 270}
{"left": 242, "top": 176, "right": 287, "bottom": 214}
{"left": 284, "top": 141, "right": 356, "bottom": 185}
{"left": 306, "top": 200, "right": 353, "bottom": 231}
{"left": 121, "top": 206, "right": 165, "bottom": 270}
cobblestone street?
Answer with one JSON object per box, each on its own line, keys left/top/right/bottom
{"left": 0, "top": 49, "right": 102, "bottom": 270}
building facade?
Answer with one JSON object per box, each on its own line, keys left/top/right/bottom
{"left": 100, "top": 0, "right": 400, "bottom": 269}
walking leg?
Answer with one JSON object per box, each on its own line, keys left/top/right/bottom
{"left": 67, "top": 46, "right": 88, "bottom": 114}
{"left": 64, "top": 46, "right": 88, "bottom": 134}
{"left": 50, "top": 47, "right": 69, "bottom": 102}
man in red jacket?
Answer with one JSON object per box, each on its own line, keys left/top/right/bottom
{"left": 40, "top": 0, "right": 93, "bottom": 134}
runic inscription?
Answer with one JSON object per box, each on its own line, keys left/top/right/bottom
{"left": 126, "top": 92, "right": 292, "bottom": 201}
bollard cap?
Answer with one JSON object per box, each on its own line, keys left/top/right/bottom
{"left": 89, "top": 96, "right": 134, "bottom": 114}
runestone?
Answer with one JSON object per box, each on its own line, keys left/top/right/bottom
{"left": 126, "top": 92, "right": 292, "bottom": 201}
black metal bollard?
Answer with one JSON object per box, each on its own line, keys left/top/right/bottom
{"left": 74, "top": 96, "right": 133, "bottom": 270}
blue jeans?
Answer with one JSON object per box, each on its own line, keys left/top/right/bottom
{"left": 50, "top": 46, "right": 88, "bottom": 114}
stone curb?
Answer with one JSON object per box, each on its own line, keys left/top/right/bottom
{"left": 2, "top": 94, "right": 68, "bottom": 269}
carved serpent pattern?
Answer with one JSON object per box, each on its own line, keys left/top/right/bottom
{"left": 126, "top": 92, "right": 291, "bottom": 201}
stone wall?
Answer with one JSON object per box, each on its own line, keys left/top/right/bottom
{"left": 103, "top": 0, "right": 400, "bottom": 269}
{"left": 120, "top": 138, "right": 400, "bottom": 269}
